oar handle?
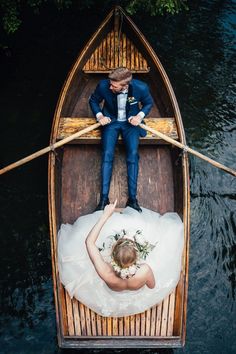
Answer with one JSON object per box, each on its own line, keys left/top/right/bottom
{"left": 0, "top": 122, "right": 101, "bottom": 176}
{"left": 140, "top": 123, "right": 236, "bottom": 177}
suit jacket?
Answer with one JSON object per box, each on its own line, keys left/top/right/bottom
{"left": 89, "top": 79, "right": 153, "bottom": 136}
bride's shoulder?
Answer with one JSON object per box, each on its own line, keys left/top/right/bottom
{"left": 135, "top": 263, "right": 152, "bottom": 277}
{"left": 135, "top": 264, "right": 155, "bottom": 289}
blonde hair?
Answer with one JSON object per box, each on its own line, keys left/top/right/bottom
{"left": 112, "top": 238, "right": 138, "bottom": 268}
{"left": 108, "top": 67, "right": 132, "bottom": 83}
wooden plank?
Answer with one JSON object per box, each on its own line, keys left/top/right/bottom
{"left": 79, "top": 303, "right": 86, "bottom": 335}
{"left": 118, "top": 32, "right": 122, "bottom": 66}
{"left": 135, "top": 313, "right": 141, "bottom": 336}
{"left": 84, "top": 306, "right": 92, "bottom": 335}
{"left": 102, "top": 316, "right": 107, "bottom": 336}
{"left": 60, "top": 286, "right": 69, "bottom": 335}
{"left": 135, "top": 46, "right": 139, "bottom": 70}
{"left": 167, "top": 290, "right": 176, "bottom": 336}
{"left": 141, "top": 312, "right": 146, "bottom": 336}
{"left": 114, "top": 30, "right": 119, "bottom": 68}
{"left": 160, "top": 296, "right": 170, "bottom": 336}
{"left": 155, "top": 303, "right": 162, "bottom": 336}
{"left": 130, "top": 315, "right": 135, "bottom": 336}
{"left": 124, "top": 316, "right": 130, "bottom": 336}
{"left": 143, "top": 57, "right": 148, "bottom": 70}
{"left": 139, "top": 51, "right": 143, "bottom": 70}
{"left": 72, "top": 298, "right": 81, "bottom": 335}
{"left": 150, "top": 306, "right": 157, "bottom": 336}
{"left": 107, "top": 318, "right": 112, "bottom": 336}
{"left": 65, "top": 292, "right": 75, "bottom": 335}
{"left": 145, "top": 309, "right": 151, "bottom": 336}
{"left": 118, "top": 317, "right": 124, "bottom": 335}
{"left": 102, "top": 38, "right": 107, "bottom": 69}
{"left": 131, "top": 42, "right": 135, "bottom": 70}
{"left": 98, "top": 42, "right": 103, "bottom": 70}
{"left": 95, "top": 45, "right": 99, "bottom": 70}
{"left": 84, "top": 58, "right": 90, "bottom": 71}
{"left": 57, "top": 117, "right": 178, "bottom": 142}
{"left": 110, "top": 30, "right": 114, "bottom": 69}
{"left": 127, "top": 37, "right": 131, "bottom": 69}
{"left": 112, "top": 317, "right": 118, "bottom": 335}
{"left": 90, "top": 310, "right": 97, "bottom": 336}
{"left": 173, "top": 278, "right": 183, "bottom": 335}
{"left": 122, "top": 33, "right": 127, "bottom": 67}
{"left": 96, "top": 313, "right": 102, "bottom": 336}
{"left": 107, "top": 31, "right": 111, "bottom": 68}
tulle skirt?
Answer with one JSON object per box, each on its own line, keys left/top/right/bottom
{"left": 58, "top": 207, "right": 184, "bottom": 317}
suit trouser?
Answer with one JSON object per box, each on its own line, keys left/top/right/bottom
{"left": 101, "top": 121, "right": 140, "bottom": 199}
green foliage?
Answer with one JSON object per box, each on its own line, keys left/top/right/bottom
{"left": 0, "top": 0, "right": 188, "bottom": 34}
{"left": 0, "top": 0, "right": 21, "bottom": 34}
{"left": 125, "top": 0, "right": 188, "bottom": 16}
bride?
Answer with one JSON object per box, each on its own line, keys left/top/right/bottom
{"left": 58, "top": 201, "right": 184, "bottom": 317}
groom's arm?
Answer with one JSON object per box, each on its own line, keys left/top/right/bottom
{"left": 89, "top": 81, "right": 111, "bottom": 125}
{"left": 89, "top": 81, "right": 104, "bottom": 117}
{"left": 139, "top": 83, "right": 154, "bottom": 117}
{"left": 129, "top": 83, "right": 153, "bottom": 126}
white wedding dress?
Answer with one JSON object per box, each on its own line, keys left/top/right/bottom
{"left": 58, "top": 207, "right": 184, "bottom": 317}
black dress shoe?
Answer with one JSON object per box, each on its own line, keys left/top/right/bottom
{"left": 126, "top": 198, "right": 142, "bottom": 212}
{"left": 94, "top": 198, "right": 110, "bottom": 211}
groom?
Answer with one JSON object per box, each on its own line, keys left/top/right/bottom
{"left": 89, "top": 67, "right": 153, "bottom": 212}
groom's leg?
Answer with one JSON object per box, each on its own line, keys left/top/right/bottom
{"left": 100, "top": 122, "right": 120, "bottom": 198}
{"left": 121, "top": 123, "right": 140, "bottom": 200}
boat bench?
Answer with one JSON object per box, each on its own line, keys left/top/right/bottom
{"left": 57, "top": 117, "right": 178, "bottom": 144}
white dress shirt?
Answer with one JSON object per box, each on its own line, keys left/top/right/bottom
{"left": 96, "top": 88, "right": 145, "bottom": 122}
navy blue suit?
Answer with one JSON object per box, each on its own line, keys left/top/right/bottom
{"left": 89, "top": 79, "right": 153, "bottom": 200}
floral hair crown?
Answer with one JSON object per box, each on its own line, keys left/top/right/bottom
{"left": 99, "top": 229, "right": 156, "bottom": 279}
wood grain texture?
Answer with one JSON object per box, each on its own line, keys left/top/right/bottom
{"left": 83, "top": 31, "right": 149, "bottom": 72}
{"left": 57, "top": 117, "right": 178, "bottom": 143}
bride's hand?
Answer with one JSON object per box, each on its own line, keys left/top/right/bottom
{"left": 103, "top": 199, "right": 117, "bottom": 218}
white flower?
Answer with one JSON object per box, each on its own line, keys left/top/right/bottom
{"left": 119, "top": 230, "right": 126, "bottom": 238}
{"left": 135, "top": 233, "right": 146, "bottom": 246}
{"left": 99, "top": 229, "right": 156, "bottom": 275}
{"left": 120, "top": 269, "right": 129, "bottom": 279}
{"left": 123, "top": 229, "right": 134, "bottom": 240}
{"left": 129, "top": 265, "right": 137, "bottom": 275}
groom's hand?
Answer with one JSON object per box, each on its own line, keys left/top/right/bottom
{"left": 98, "top": 115, "right": 111, "bottom": 126}
{"left": 128, "top": 115, "right": 142, "bottom": 126}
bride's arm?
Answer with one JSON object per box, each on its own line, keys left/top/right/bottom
{"left": 86, "top": 202, "right": 118, "bottom": 282}
{"left": 145, "top": 265, "right": 155, "bottom": 289}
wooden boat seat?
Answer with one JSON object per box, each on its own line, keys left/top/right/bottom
{"left": 83, "top": 31, "right": 150, "bottom": 73}
{"left": 57, "top": 117, "right": 178, "bottom": 144}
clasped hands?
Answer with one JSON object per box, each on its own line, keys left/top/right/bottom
{"left": 98, "top": 115, "right": 142, "bottom": 126}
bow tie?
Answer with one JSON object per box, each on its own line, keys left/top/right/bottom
{"left": 116, "top": 91, "right": 128, "bottom": 95}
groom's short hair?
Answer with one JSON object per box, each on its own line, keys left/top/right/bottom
{"left": 108, "top": 67, "right": 132, "bottom": 83}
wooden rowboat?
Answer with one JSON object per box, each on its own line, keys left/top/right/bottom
{"left": 48, "top": 6, "right": 190, "bottom": 348}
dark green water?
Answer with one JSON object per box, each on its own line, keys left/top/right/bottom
{"left": 0, "top": 1, "right": 235, "bottom": 353}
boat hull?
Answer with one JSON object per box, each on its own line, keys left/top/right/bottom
{"left": 48, "top": 6, "right": 190, "bottom": 348}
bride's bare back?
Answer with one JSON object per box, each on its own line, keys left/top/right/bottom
{"left": 104, "top": 263, "right": 155, "bottom": 291}
{"left": 85, "top": 202, "right": 155, "bottom": 292}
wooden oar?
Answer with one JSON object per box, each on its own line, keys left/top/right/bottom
{"left": 140, "top": 123, "right": 236, "bottom": 177}
{"left": 0, "top": 122, "right": 101, "bottom": 176}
